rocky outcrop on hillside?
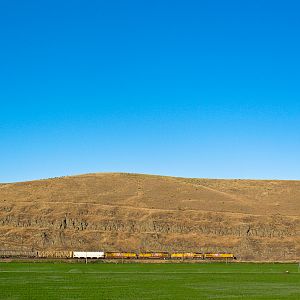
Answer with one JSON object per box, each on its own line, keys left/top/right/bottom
{"left": 0, "top": 173, "right": 299, "bottom": 261}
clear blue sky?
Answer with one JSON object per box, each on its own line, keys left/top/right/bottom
{"left": 1, "top": 0, "right": 299, "bottom": 182}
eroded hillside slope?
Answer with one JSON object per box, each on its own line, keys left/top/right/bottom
{"left": 0, "top": 173, "right": 299, "bottom": 261}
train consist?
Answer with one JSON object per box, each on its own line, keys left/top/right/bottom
{"left": 0, "top": 250, "right": 236, "bottom": 260}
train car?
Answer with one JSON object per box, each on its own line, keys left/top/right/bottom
{"left": 0, "top": 250, "right": 37, "bottom": 258}
{"left": 105, "top": 252, "right": 137, "bottom": 259}
{"left": 37, "top": 251, "right": 73, "bottom": 259}
{"left": 171, "top": 252, "right": 204, "bottom": 259}
{"left": 138, "top": 252, "right": 169, "bottom": 259}
{"left": 73, "top": 251, "right": 105, "bottom": 259}
{"left": 193, "top": 253, "right": 204, "bottom": 259}
{"left": 204, "top": 253, "right": 236, "bottom": 260}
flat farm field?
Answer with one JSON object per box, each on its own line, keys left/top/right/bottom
{"left": 0, "top": 262, "right": 299, "bottom": 299}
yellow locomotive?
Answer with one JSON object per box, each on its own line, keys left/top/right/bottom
{"left": 204, "top": 253, "right": 236, "bottom": 259}
{"left": 139, "top": 252, "right": 169, "bottom": 259}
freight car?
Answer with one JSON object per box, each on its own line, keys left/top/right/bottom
{"left": 0, "top": 250, "right": 37, "bottom": 258}
{"left": 138, "top": 252, "right": 169, "bottom": 259}
{"left": 37, "top": 251, "right": 73, "bottom": 259}
{"left": 105, "top": 252, "right": 137, "bottom": 259}
{"left": 171, "top": 252, "right": 204, "bottom": 259}
{"left": 73, "top": 251, "right": 105, "bottom": 259}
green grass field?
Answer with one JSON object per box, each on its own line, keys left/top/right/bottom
{"left": 0, "top": 262, "right": 299, "bottom": 299}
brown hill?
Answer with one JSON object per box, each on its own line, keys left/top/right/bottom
{"left": 0, "top": 173, "right": 299, "bottom": 261}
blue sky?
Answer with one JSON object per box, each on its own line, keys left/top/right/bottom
{"left": 0, "top": 0, "right": 299, "bottom": 182}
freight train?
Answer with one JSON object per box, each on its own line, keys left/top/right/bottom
{"left": 0, "top": 250, "right": 236, "bottom": 260}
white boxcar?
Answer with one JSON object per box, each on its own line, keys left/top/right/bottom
{"left": 73, "top": 251, "right": 104, "bottom": 259}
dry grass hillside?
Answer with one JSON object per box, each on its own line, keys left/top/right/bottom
{"left": 0, "top": 173, "right": 299, "bottom": 261}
